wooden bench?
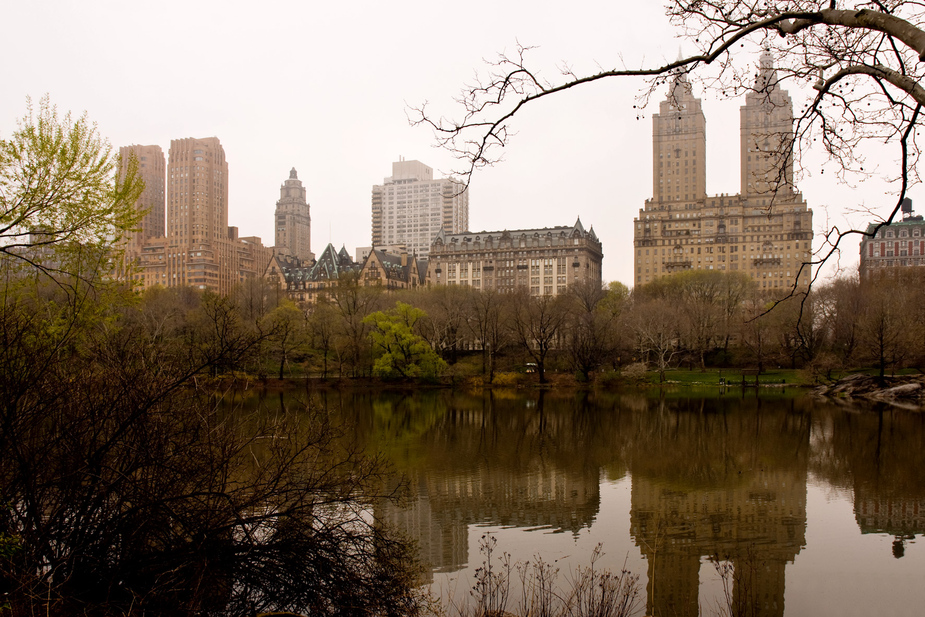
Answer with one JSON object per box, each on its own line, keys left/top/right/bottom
{"left": 740, "top": 368, "right": 761, "bottom": 387}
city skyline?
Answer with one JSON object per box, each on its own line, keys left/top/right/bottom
{"left": 0, "top": 1, "right": 902, "bottom": 286}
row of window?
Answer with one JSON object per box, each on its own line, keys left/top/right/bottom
{"left": 872, "top": 226, "right": 923, "bottom": 238}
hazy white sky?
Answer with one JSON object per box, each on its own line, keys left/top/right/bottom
{"left": 1, "top": 1, "right": 904, "bottom": 285}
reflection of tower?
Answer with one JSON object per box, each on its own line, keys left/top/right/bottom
{"left": 629, "top": 404, "right": 809, "bottom": 617}
{"left": 377, "top": 475, "right": 469, "bottom": 582}
{"left": 380, "top": 463, "right": 600, "bottom": 577}
{"left": 645, "top": 542, "right": 700, "bottom": 617}
{"left": 371, "top": 391, "right": 607, "bottom": 577}
{"left": 631, "top": 468, "right": 804, "bottom": 617}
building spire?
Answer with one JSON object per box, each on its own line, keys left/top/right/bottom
{"left": 756, "top": 49, "right": 778, "bottom": 91}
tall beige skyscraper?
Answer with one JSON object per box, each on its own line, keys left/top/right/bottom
{"left": 741, "top": 52, "right": 795, "bottom": 201}
{"left": 274, "top": 168, "right": 312, "bottom": 261}
{"left": 633, "top": 58, "right": 812, "bottom": 291}
{"left": 652, "top": 75, "right": 707, "bottom": 204}
{"left": 128, "top": 136, "right": 272, "bottom": 294}
{"left": 371, "top": 159, "right": 468, "bottom": 258}
{"left": 119, "top": 144, "right": 165, "bottom": 256}
{"left": 168, "top": 137, "right": 228, "bottom": 244}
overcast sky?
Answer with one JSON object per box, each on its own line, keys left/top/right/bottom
{"left": 1, "top": 1, "right": 905, "bottom": 285}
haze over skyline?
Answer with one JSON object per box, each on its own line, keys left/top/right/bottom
{"left": 1, "top": 1, "right": 901, "bottom": 284}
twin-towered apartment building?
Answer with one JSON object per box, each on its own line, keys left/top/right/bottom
{"left": 634, "top": 52, "right": 813, "bottom": 291}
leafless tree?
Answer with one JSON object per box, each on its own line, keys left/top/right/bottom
{"left": 308, "top": 298, "right": 340, "bottom": 379}
{"left": 739, "top": 294, "right": 777, "bottom": 372}
{"left": 857, "top": 270, "right": 914, "bottom": 379}
{"left": 411, "top": 1, "right": 925, "bottom": 281}
{"left": 328, "top": 273, "right": 384, "bottom": 377}
{"left": 465, "top": 288, "right": 512, "bottom": 382}
{"left": 509, "top": 290, "right": 570, "bottom": 384}
{"left": 563, "top": 280, "right": 618, "bottom": 381}
{"left": 628, "top": 295, "right": 684, "bottom": 381}
{"left": 814, "top": 274, "right": 863, "bottom": 362}
{"left": 413, "top": 284, "right": 472, "bottom": 363}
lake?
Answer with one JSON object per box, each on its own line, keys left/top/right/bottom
{"left": 269, "top": 387, "right": 925, "bottom": 617}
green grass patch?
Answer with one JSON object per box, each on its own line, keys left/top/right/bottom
{"left": 653, "top": 368, "right": 812, "bottom": 387}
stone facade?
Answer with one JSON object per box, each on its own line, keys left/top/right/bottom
{"left": 274, "top": 168, "right": 312, "bottom": 262}
{"left": 371, "top": 159, "right": 468, "bottom": 258}
{"left": 360, "top": 247, "right": 428, "bottom": 291}
{"left": 428, "top": 219, "right": 602, "bottom": 295}
{"left": 265, "top": 243, "right": 360, "bottom": 304}
{"left": 265, "top": 244, "right": 427, "bottom": 304}
{"left": 634, "top": 54, "right": 813, "bottom": 291}
{"left": 859, "top": 206, "right": 925, "bottom": 277}
{"left": 119, "top": 144, "right": 165, "bottom": 255}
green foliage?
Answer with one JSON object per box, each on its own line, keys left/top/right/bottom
{"left": 364, "top": 301, "right": 448, "bottom": 380}
{"left": 0, "top": 96, "right": 143, "bottom": 281}
{"left": 600, "top": 280, "right": 630, "bottom": 312}
{"left": 491, "top": 371, "right": 524, "bottom": 387}
{"left": 0, "top": 532, "right": 21, "bottom": 559}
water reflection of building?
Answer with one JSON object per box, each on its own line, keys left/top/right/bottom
{"left": 820, "top": 409, "right": 925, "bottom": 559}
{"left": 629, "top": 403, "right": 809, "bottom": 617}
{"left": 632, "top": 471, "right": 805, "bottom": 617}
{"left": 856, "top": 496, "right": 925, "bottom": 558}
{"left": 379, "top": 481, "right": 469, "bottom": 585}
{"left": 375, "top": 392, "right": 607, "bottom": 576}
{"left": 379, "top": 465, "right": 600, "bottom": 577}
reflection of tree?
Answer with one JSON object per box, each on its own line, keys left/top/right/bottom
{"left": 814, "top": 407, "right": 925, "bottom": 557}
{"left": 627, "top": 397, "right": 811, "bottom": 617}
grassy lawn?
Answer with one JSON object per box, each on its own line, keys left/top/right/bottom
{"left": 655, "top": 368, "right": 810, "bottom": 386}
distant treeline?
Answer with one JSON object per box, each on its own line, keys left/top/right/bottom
{"left": 120, "top": 268, "right": 923, "bottom": 384}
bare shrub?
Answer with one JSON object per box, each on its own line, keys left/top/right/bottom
{"left": 451, "top": 537, "right": 640, "bottom": 617}
{"left": 620, "top": 363, "right": 648, "bottom": 383}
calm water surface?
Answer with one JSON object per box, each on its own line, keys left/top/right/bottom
{"left": 287, "top": 388, "right": 925, "bottom": 616}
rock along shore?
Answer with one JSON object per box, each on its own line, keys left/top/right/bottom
{"left": 813, "top": 373, "right": 925, "bottom": 409}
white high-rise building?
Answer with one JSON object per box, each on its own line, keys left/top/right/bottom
{"left": 371, "top": 159, "right": 468, "bottom": 258}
